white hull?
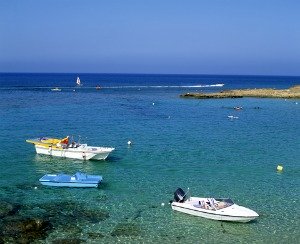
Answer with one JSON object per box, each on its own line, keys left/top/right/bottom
{"left": 172, "top": 197, "right": 258, "bottom": 223}
{"left": 35, "top": 145, "right": 114, "bottom": 160}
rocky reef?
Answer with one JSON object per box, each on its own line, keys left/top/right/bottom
{"left": 0, "top": 199, "right": 110, "bottom": 243}
{"left": 181, "top": 85, "right": 300, "bottom": 99}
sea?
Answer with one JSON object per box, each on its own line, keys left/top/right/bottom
{"left": 0, "top": 73, "right": 299, "bottom": 243}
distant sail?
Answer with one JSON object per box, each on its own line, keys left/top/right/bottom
{"left": 76, "top": 77, "right": 81, "bottom": 86}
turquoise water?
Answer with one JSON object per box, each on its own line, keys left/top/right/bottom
{"left": 0, "top": 74, "right": 299, "bottom": 243}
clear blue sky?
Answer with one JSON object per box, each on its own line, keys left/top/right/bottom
{"left": 0, "top": 0, "right": 299, "bottom": 75}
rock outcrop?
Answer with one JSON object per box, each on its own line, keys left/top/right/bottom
{"left": 181, "top": 85, "right": 300, "bottom": 99}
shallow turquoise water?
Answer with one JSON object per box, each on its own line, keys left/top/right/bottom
{"left": 0, "top": 74, "right": 299, "bottom": 243}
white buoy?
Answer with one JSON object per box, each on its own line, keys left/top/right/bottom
{"left": 127, "top": 140, "right": 132, "bottom": 146}
{"left": 34, "top": 187, "right": 37, "bottom": 189}
{"left": 161, "top": 203, "right": 165, "bottom": 206}
{"left": 152, "top": 102, "right": 155, "bottom": 105}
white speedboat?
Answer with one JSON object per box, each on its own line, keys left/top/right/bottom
{"left": 171, "top": 188, "right": 258, "bottom": 223}
{"left": 228, "top": 115, "right": 239, "bottom": 119}
{"left": 51, "top": 87, "right": 61, "bottom": 91}
{"left": 26, "top": 136, "right": 114, "bottom": 160}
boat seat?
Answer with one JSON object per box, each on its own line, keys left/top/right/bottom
{"left": 193, "top": 201, "right": 204, "bottom": 208}
{"left": 75, "top": 172, "right": 87, "bottom": 180}
{"left": 193, "top": 204, "right": 202, "bottom": 208}
{"left": 56, "top": 174, "right": 71, "bottom": 182}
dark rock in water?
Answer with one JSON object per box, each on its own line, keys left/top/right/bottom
{"left": 52, "top": 238, "right": 85, "bottom": 244}
{"left": 0, "top": 201, "right": 20, "bottom": 218}
{"left": 76, "top": 208, "right": 109, "bottom": 223}
{"left": 36, "top": 201, "right": 109, "bottom": 220}
{"left": 17, "top": 206, "right": 48, "bottom": 220}
{"left": 176, "top": 235, "right": 185, "bottom": 240}
{"left": 28, "top": 200, "right": 109, "bottom": 241}
{"left": 87, "top": 232, "right": 105, "bottom": 239}
{"left": 111, "top": 222, "right": 141, "bottom": 237}
{"left": 0, "top": 218, "right": 52, "bottom": 243}
{"left": 0, "top": 201, "right": 14, "bottom": 218}
{"left": 38, "top": 200, "right": 81, "bottom": 214}
{"left": 56, "top": 224, "right": 83, "bottom": 236}
{"left": 25, "top": 201, "right": 109, "bottom": 239}
{"left": 35, "top": 200, "right": 82, "bottom": 220}
{"left": 132, "top": 209, "right": 143, "bottom": 220}
{"left": 94, "top": 194, "right": 108, "bottom": 201}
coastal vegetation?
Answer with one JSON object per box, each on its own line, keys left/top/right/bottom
{"left": 180, "top": 85, "right": 300, "bottom": 99}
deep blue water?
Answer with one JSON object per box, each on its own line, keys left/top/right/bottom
{"left": 0, "top": 72, "right": 299, "bottom": 89}
{"left": 0, "top": 73, "right": 299, "bottom": 243}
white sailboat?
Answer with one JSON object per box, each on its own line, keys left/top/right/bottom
{"left": 76, "top": 77, "right": 82, "bottom": 86}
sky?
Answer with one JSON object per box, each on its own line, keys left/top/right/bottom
{"left": 0, "top": 0, "right": 299, "bottom": 75}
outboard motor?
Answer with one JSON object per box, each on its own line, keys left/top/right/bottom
{"left": 174, "top": 188, "right": 187, "bottom": 203}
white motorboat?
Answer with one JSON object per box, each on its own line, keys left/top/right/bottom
{"left": 171, "top": 188, "right": 259, "bottom": 223}
{"left": 51, "top": 87, "right": 61, "bottom": 91}
{"left": 26, "top": 136, "right": 114, "bottom": 161}
{"left": 228, "top": 115, "right": 239, "bottom": 119}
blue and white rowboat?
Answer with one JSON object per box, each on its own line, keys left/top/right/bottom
{"left": 39, "top": 172, "right": 103, "bottom": 188}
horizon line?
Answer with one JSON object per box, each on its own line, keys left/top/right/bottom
{"left": 0, "top": 71, "right": 299, "bottom": 78}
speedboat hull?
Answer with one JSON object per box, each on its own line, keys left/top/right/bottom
{"left": 35, "top": 145, "right": 114, "bottom": 160}
{"left": 172, "top": 194, "right": 258, "bottom": 223}
{"left": 172, "top": 202, "right": 257, "bottom": 222}
{"left": 39, "top": 172, "right": 102, "bottom": 188}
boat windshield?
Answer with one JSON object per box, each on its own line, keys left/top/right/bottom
{"left": 195, "top": 198, "right": 235, "bottom": 211}
{"left": 214, "top": 198, "right": 234, "bottom": 209}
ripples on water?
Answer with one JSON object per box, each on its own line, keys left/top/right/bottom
{"left": 0, "top": 73, "right": 299, "bottom": 243}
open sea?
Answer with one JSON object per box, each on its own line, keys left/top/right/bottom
{"left": 0, "top": 73, "right": 299, "bottom": 243}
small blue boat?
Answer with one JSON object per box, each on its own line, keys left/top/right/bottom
{"left": 39, "top": 172, "right": 103, "bottom": 188}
